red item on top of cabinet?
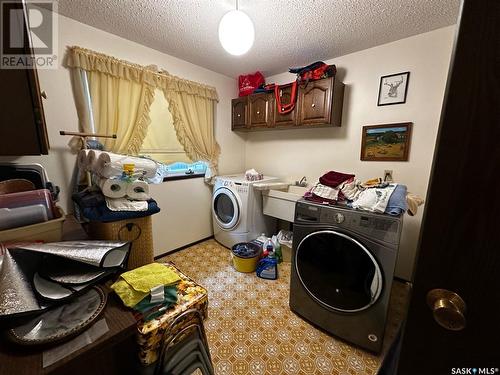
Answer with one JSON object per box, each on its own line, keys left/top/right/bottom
{"left": 238, "top": 71, "right": 265, "bottom": 97}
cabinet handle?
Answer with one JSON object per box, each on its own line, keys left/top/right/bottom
{"left": 311, "top": 103, "right": 316, "bottom": 108}
{"left": 237, "top": 114, "right": 241, "bottom": 117}
{"left": 257, "top": 111, "right": 260, "bottom": 114}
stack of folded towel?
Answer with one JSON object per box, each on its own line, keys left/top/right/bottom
{"left": 111, "top": 263, "right": 181, "bottom": 321}
{"left": 305, "top": 170, "right": 424, "bottom": 216}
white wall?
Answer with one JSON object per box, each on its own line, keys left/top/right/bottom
{"left": 0, "top": 13, "right": 245, "bottom": 255}
{"left": 244, "top": 26, "right": 456, "bottom": 280}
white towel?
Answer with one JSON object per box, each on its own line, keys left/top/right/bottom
{"left": 105, "top": 197, "right": 148, "bottom": 212}
{"left": 341, "top": 179, "right": 363, "bottom": 201}
{"left": 93, "top": 152, "right": 158, "bottom": 179}
{"left": 352, "top": 184, "right": 398, "bottom": 213}
{"left": 311, "top": 183, "right": 341, "bottom": 201}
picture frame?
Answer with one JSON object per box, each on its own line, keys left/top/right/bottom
{"left": 377, "top": 72, "right": 410, "bottom": 106}
{"left": 360, "top": 122, "right": 412, "bottom": 161}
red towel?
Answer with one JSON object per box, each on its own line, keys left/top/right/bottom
{"left": 319, "top": 171, "right": 355, "bottom": 188}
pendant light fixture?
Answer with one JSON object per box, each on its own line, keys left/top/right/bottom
{"left": 218, "top": 0, "right": 255, "bottom": 56}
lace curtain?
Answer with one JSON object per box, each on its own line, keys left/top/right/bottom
{"left": 66, "top": 46, "right": 220, "bottom": 177}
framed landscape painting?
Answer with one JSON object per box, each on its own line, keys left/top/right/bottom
{"left": 360, "top": 122, "right": 412, "bottom": 161}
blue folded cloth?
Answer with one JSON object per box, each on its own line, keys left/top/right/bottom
{"left": 73, "top": 190, "right": 160, "bottom": 222}
{"left": 385, "top": 184, "right": 407, "bottom": 216}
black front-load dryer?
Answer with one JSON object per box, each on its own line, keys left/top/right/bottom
{"left": 289, "top": 199, "right": 402, "bottom": 353}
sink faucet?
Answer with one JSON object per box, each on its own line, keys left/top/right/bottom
{"left": 295, "top": 176, "right": 307, "bottom": 187}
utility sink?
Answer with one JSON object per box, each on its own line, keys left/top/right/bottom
{"left": 261, "top": 184, "right": 308, "bottom": 222}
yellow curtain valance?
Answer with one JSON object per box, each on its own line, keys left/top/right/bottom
{"left": 66, "top": 46, "right": 219, "bottom": 102}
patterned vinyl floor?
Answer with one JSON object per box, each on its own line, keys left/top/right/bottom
{"left": 159, "top": 239, "right": 410, "bottom": 375}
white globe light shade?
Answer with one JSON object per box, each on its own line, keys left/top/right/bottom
{"left": 218, "top": 10, "right": 255, "bottom": 56}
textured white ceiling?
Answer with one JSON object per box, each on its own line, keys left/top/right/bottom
{"left": 54, "top": 0, "right": 460, "bottom": 78}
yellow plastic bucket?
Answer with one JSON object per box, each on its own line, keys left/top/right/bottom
{"left": 231, "top": 242, "right": 261, "bottom": 273}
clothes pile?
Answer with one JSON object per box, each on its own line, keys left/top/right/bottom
{"left": 75, "top": 150, "right": 160, "bottom": 221}
{"left": 111, "top": 263, "right": 181, "bottom": 321}
{"left": 305, "top": 170, "right": 424, "bottom": 216}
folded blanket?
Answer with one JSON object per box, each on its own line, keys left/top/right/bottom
{"left": 385, "top": 184, "right": 408, "bottom": 216}
{"left": 311, "top": 183, "right": 341, "bottom": 201}
{"left": 319, "top": 171, "right": 355, "bottom": 188}
{"left": 105, "top": 197, "right": 148, "bottom": 212}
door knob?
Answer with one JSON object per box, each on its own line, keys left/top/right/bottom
{"left": 426, "top": 289, "right": 467, "bottom": 331}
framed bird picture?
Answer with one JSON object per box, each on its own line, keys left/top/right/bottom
{"left": 377, "top": 72, "right": 410, "bottom": 106}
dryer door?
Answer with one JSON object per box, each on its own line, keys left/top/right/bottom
{"left": 212, "top": 187, "right": 240, "bottom": 230}
{"left": 295, "top": 230, "right": 383, "bottom": 312}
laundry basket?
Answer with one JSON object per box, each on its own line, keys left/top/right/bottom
{"left": 87, "top": 215, "right": 154, "bottom": 270}
{"left": 231, "top": 242, "right": 261, "bottom": 273}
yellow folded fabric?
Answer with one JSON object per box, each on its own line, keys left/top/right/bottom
{"left": 111, "top": 263, "right": 181, "bottom": 307}
{"left": 121, "top": 263, "right": 181, "bottom": 292}
{"left": 111, "top": 279, "right": 148, "bottom": 307}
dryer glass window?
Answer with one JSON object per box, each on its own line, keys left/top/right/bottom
{"left": 296, "top": 231, "right": 382, "bottom": 312}
{"left": 214, "top": 193, "right": 235, "bottom": 224}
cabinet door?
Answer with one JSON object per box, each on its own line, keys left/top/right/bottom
{"left": 298, "top": 78, "right": 334, "bottom": 126}
{"left": 273, "top": 84, "right": 297, "bottom": 127}
{"left": 231, "top": 98, "right": 248, "bottom": 130}
{"left": 248, "top": 93, "right": 273, "bottom": 128}
{"left": 0, "top": 0, "right": 49, "bottom": 155}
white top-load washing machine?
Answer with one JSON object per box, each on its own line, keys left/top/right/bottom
{"left": 212, "top": 174, "right": 278, "bottom": 248}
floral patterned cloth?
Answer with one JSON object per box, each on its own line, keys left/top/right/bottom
{"left": 135, "top": 262, "right": 208, "bottom": 365}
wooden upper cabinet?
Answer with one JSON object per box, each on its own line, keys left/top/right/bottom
{"left": 298, "top": 78, "right": 333, "bottom": 125}
{"left": 248, "top": 93, "right": 273, "bottom": 128}
{"left": 273, "top": 84, "right": 297, "bottom": 127}
{"left": 231, "top": 98, "right": 248, "bottom": 130}
{"left": 231, "top": 76, "right": 344, "bottom": 131}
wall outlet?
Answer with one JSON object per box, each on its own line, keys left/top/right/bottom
{"left": 384, "top": 170, "right": 393, "bottom": 182}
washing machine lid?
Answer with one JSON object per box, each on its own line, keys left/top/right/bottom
{"left": 212, "top": 187, "right": 240, "bottom": 230}
{"left": 295, "top": 230, "right": 383, "bottom": 313}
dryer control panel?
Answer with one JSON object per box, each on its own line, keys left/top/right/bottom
{"left": 295, "top": 200, "right": 401, "bottom": 245}
{"left": 234, "top": 182, "right": 249, "bottom": 195}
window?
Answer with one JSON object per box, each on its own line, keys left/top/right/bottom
{"left": 139, "top": 89, "right": 207, "bottom": 178}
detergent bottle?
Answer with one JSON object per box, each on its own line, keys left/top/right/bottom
{"left": 271, "top": 235, "right": 283, "bottom": 263}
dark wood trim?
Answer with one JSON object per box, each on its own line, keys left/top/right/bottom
{"left": 154, "top": 235, "right": 214, "bottom": 259}
{"left": 162, "top": 173, "right": 205, "bottom": 182}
